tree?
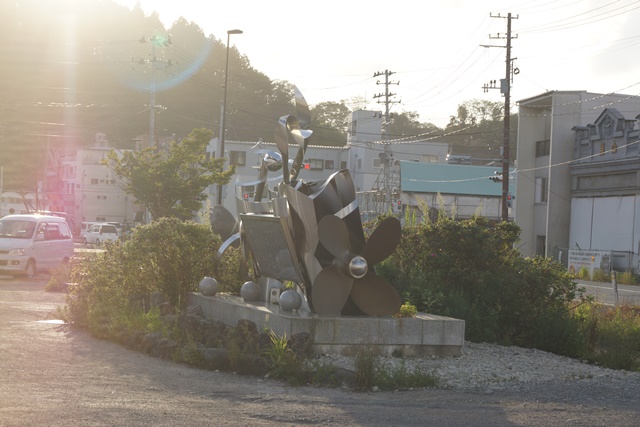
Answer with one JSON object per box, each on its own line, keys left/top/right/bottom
{"left": 103, "top": 128, "right": 234, "bottom": 220}
{"left": 444, "top": 99, "right": 517, "bottom": 162}
{"left": 309, "top": 101, "right": 351, "bottom": 146}
{"left": 387, "top": 111, "right": 440, "bottom": 140}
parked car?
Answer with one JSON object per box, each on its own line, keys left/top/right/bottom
{"left": 83, "top": 223, "right": 119, "bottom": 245}
{"left": 0, "top": 214, "right": 75, "bottom": 278}
{"left": 79, "top": 221, "right": 99, "bottom": 240}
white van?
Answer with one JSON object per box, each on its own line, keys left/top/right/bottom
{"left": 0, "top": 214, "right": 75, "bottom": 278}
{"left": 83, "top": 223, "right": 119, "bottom": 245}
{"left": 79, "top": 221, "right": 100, "bottom": 240}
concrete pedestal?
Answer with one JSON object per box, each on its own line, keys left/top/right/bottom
{"left": 188, "top": 293, "right": 465, "bottom": 357}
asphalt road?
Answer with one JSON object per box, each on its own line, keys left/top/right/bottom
{"left": 577, "top": 279, "right": 640, "bottom": 306}
{"left": 2, "top": 274, "right": 640, "bottom": 426}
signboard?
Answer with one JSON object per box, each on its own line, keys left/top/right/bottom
{"left": 568, "top": 249, "right": 612, "bottom": 278}
{"left": 240, "top": 214, "right": 303, "bottom": 283}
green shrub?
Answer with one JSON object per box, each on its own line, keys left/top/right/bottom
{"left": 576, "top": 304, "right": 640, "bottom": 370}
{"left": 264, "top": 332, "right": 306, "bottom": 385}
{"left": 592, "top": 269, "right": 610, "bottom": 283}
{"left": 45, "top": 262, "right": 71, "bottom": 292}
{"left": 62, "top": 218, "right": 221, "bottom": 337}
{"left": 353, "top": 347, "right": 381, "bottom": 390}
{"left": 394, "top": 303, "right": 417, "bottom": 318}
{"left": 376, "top": 361, "right": 439, "bottom": 390}
{"left": 379, "top": 215, "right": 586, "bottom": 352}
{"left": 216, "top": 245, "right": 245, "bottom": 295}
{"left": 124, "top": 218, "right": 220, "bottom": 310}
{"left": 617, "top": 271, "right": 637, "bottom": 286}
{"left": 578, "top": 266, "right": 591, "bottom": 280}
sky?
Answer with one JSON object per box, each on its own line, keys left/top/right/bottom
{"left": 113, "top": 0, "right": 640, "bottom": 128}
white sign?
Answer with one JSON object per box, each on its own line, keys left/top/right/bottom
{"left": 568, "top": 249, "right": 612, "bottom": 277}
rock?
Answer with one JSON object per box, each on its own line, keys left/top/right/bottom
{"left": 235, "top": 319, "right": 258, "bottom": 338}
{"left": 202, "top": 347, "right": 230, "bottom": 370}
{"left": 142, "top": 331, "right": 164, "bottom": 354}
{"left": 289, "top": 332, "right": 312, "bottom": 357}
{"left": 150, "top": 291, "right": 166, "bottom": 307}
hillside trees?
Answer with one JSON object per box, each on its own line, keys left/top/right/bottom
{"left": 0, "top": 0, "right": 294, "bottom": 192}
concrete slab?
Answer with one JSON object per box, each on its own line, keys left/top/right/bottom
{"left": 188, "top": 293, "right": 465, "bottom": 357}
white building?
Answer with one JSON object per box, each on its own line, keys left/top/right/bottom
{"left": 45, "top": 133, "right": 139, "bottom": 233}
{"left": 212, "top": 110, "right": 450, "bottom": 217}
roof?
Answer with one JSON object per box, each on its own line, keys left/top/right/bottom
{"left": 400, "top": 161, "right": 514, "bottom": 197}
{"left": 0, "top": 214, "right": 68, "bottom": 222}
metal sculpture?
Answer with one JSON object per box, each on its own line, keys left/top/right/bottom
{"left": 217, "top": 87, "right": 402, "bottom": 316}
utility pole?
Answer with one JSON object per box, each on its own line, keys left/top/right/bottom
{"left": 482, "top": 13, "right": 518, "bottom": 222}
{"left": 373, "top": 70, "right": 400, "bottom": 213}
{"left": 139, "top": 35, "right": 172, "bottom": 147}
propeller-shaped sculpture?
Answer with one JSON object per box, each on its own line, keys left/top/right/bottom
{"left": 311, "top": 214, "right": 403, "bottom": 316}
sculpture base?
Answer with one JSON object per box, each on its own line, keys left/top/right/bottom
{"left": 188, "top": 293, "right": 465, "bottom": 357}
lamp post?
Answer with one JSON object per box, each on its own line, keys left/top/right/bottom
{"left": 217, "top": 29, "right": 243, "bottom": 205}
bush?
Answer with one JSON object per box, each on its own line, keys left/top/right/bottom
{"left": 592, "top": 269, "right": 610, "bottom": 283}
{"left": 379, "top": 215, "right": 587, "bottom": 352}
{"left": 45, "top": 262, "right": 72, "bottom": 292}
{"left": 578, "top": 266, "right": 591, "bottom": 280}
{"left": 62, "top": 218, "right": 221, "bottom": 336}
{"left": 124, "top": 218, "right": 221, "bottom": 310}
{"left": 617, "top": 271, "right": 637, "bottom": 286}
{"left": 575, "top": 303, "right": 640, "bottom": 370}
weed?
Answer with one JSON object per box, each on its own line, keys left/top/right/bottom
{"left": 264, "top": 331, "right": 306, "bottom": 385}
{"left": 376, "top": 361, "right": 439, "bottom": 390}
{"left": 353, "top": 347, "right": 381, "bottom": 390}
{"left": 45, "top": 263, "right": 71, "bottom": 292}
{"left": 394, "top": 303, "right": 417, "bottom": 318}
{"left": 305, "top": 360, "right": 342, "bottom": 387}
{"left": 578, "top": 266, "right": 591, "bottom": 280}
{"left": 617, "top": 271, "right": 637, "bottom": 286}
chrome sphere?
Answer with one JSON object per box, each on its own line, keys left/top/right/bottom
{"left": 199, "top": 276, "right": 218, "bottom": 296}
{"left": 240, "top": 280, "right": 261, "bottom": 301}
{"left": 262, "top": 150, "right": 282, "bottom": 172}
{"left": 279, "top": 289, "right": 302, "bottom": 312}
{"left": 348, "top": 256, "right": 368, "bottom": 279}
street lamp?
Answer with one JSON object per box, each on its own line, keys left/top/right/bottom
{"left": 217, "top": 28, "right": 243, "bottom": 205}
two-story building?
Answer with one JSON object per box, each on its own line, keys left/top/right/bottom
{"left": 515, "top": 91, "right": 640, "bottom": 260}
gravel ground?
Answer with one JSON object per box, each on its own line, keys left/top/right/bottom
{"left": 317, "top": 341, "right": 640, "bottom": 392}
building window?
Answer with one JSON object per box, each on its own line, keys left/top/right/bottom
{"left": 97, "top": 195, "right": 107, "bottom": 200}
{"left": 535, "top": 177, "right": 548, "bottom": 202}
{"left": 422, "top": 155, "right": 438, "bottom": 163}
{"left": 536, "top": 235, "right": 546, "bottom": 257}
{"left": 306, "top": 159, "right": 324, "bottom": 171}
{"left": 357, "top": 159, "right": 362, "bottom": 170}
{"left": 324, "top": 160, "right": 334, "bottom": 170}
{"left": 91, "top": 178, "right": 99, "bottom": 185}
{"left": 340, "top": 161, "right": 347, "bottom": 169}
{"left": 535, "top": 140, "right": 550, "bottom": 157}
{"left": 229, "top": 150, "right": 246, "bottom": 166}
{"left": 349, "top": 120, "right": 357, "bottom": 135}
{"left": 373, "top": 158, "right": 382, "bottom": 168}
